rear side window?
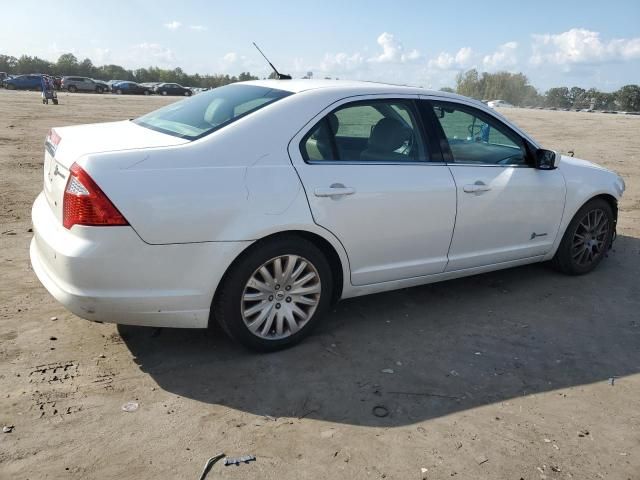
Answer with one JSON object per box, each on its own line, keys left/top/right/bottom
{"left": 134, "top": 84, "right": 291, "bottom": 140}
{"left": 301, "top": 100, "right": 428, "bottom": 163}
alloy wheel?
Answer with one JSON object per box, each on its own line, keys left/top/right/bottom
{"left": 571, "top": 208, "right": 610, "bottom": 267}
{"left": 241, "top": 255, "right": 321, "bottom": 340}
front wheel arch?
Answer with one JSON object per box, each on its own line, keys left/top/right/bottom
{"left": 551, "top": 195, "right": 617, "bottom": 274}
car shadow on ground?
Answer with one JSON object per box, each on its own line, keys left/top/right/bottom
{"left": 121, "top": 235, "right": 640, "bottom": 427}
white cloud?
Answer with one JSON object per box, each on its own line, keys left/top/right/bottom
{"left": 93, "top": 48, "right": 112, "bottom": 64}
{"left": 189, "top": 25, "right": 207, "bottom": 31}
{"left": 483, "top": 41, "right": 518, "bottom": 69}
{"left": 320, "top": 52, "right": 366, "bottom": 73}
{"left": 370, "top": 32, "right": 420, "bottom": 63}
{"left": 163, "top": 21, "right": 182, "bottom": 30}
{"left": 530, "top": 28, "right": 640, "bottom": 66}
{"left": 427, "top": 47, "right": 474, "bottom": 70}
{"left": 219, "top": 52, "right": 255, "bottom": 72}
{"left": 130, "top": 43, "right": 176, "bottom": 65}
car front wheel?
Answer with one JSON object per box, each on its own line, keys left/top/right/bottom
{"left": 552, "top": 198, "right": 614, "bottom": 275}
{"left": 213, "top": 236, "right": 333, "bottom": 351}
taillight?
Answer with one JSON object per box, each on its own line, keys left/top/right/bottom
{"left": 63, "top": 163, "right": 129, "bottom": 229}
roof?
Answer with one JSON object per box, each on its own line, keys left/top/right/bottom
{"left": 241, "top": 79, "right": 460, "bottom": 98}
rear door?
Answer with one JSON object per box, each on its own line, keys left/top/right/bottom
{"left": 289, "top": 95, "right": 457, "bottom": 286}
{"left": 422, "top": 98, "right": 566, "bottom": 271}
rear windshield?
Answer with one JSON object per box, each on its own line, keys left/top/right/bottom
{"left": 133, "top": 83, "right": 292, "bottom": 140}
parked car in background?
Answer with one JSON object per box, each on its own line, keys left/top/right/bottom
{"left": 154, "top": 83, "right": 193, "bottom": 96}
{"left": 31, "top": 80, "right": 625, "bottom": 351}
{"left": 92, "top": 79, "right": 109, "bottom": 91}
{"left": 111, "top": 81, "right": 152, "bottom": 95}
{"left": 106, "top": 80, "right": 127, "bottom": 92}
{"left": 61, "top": 76, "right": 107, "bottom": 93}
{"left": 487, "top": 99, "right": 514, "bottom": 109}
{"left": 4, "top": 74, "right": 43, "bottom": 90}
{"left": 140, "top": 82, "right": 162, "bottom": 90}
{"left": 0, "top": 72, "right": 8, "bottom": 82}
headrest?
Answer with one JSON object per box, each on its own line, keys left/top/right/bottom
{"left": 368, "top": 117, "right": 410, "bottom": 152}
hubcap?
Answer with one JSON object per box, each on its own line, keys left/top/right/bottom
{"left": 241, "top": 255, "right": 321, "bottom": 340}
{"left": 571, "top": 208, "right": 609, "bottom": 267}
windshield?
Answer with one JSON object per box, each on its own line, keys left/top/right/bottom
{"left": 134, "top": 83, "right": 292, "bottom": 140}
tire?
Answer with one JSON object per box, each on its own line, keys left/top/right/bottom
{"left": 551, "top": 198, "right": 614, "bottom": 275}
{"left": 6, "top": 84, "right": 15, "bottom": 90}
{"left": 96, "top": 86, "right": 103, "bottom": 94}
{"left": 68, "top": 85, "right": 77, "bottom": 93}
{"left": 116, "top": 89, "right": 123, "bottom": 95}
{"left": 53, "top": 99, "right": 58, "bottom": 105}
{"left": 213, "top": 235, "right": 333, "bottom": 352}
{"left": 143, "top": 90, "right": 150, "bottom": 95}
{"left": 185, "top": 91, "right": 191, "bottom": 96}
{"left": 161, "top": 90, "right": 167, "bottom": 96}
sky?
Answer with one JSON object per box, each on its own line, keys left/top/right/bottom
{"left": 2, "top": 0, "right": 639, "bottom": 91}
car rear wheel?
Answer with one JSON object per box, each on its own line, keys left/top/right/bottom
{"left": 143, "top": 90, "right": 150, "bottom": 95}
{"left": 95, "top": 86, "right": 104, "bottom": 94}
{"left": 68, "top": 85, "right": 77, "bottom": 93}
{"left": 213, "top": 236, "right": 333, "bottom": 352}
{"left": 552, "top": 198, "right": 614, "bottom": 275}
{"left": 161, "top": 90, "right": 167, "bottom": 96}
{"left": 116, "top": 89, "right": 123, "bottom": 94}
{"left": 6, "top": 84, "right": 15, "bottom": 90}
{"left": 185, "top": 91, "right": 191, "bottom": 96}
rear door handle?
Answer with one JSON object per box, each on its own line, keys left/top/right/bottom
{"left": 463, "top": 181, "right": 491, "bottom": 193}
{"left": 314, "top": 183, "right": 356, "bottom": 198}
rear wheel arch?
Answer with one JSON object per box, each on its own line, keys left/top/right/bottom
{"left": 210, "top": 230, "right": 345, "bottom": 327}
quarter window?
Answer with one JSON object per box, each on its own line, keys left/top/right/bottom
{"left": 431, "top": 102, "right": 527, "bottom": 166}
{"left": 301, "top": 100, "right": 428, "bottom": 162}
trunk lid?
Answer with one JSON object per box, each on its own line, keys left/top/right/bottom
{"left": 43, "top": 120, "right": 189, "bottom": 223}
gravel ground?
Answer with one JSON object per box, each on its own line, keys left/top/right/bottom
{"left": 1, "top": 89, "right": 639, "bottom": 480}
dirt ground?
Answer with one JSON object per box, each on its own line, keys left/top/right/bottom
{"left": 1, "top": 89, "right": 639, "bottom": 480}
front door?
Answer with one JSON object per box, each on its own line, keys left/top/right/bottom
{"left": 425, "top": 99, "right": 566, "bottom": 271}
{"left": 289, "top": 96, "right": 457, "bottom": 286}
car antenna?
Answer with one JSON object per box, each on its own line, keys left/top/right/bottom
{"left": 252, "top": 42, "right": 292, "bottom": 80}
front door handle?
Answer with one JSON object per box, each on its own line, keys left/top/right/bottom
{"left": 314, "top": 183, "right": 356, "bottom": 198}
{"left": 463, "top": 181, "right": 491, "bottom": 193}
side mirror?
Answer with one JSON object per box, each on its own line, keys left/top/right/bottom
{"left": 534, "top": 149, "right": 558, "bottom": 170}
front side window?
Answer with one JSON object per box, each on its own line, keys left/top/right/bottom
{"left": 431, "top": 101, "right": 527, "bottom": 166}
{"left": 301, "top": 100, "right": 428, "bottom": 162}
{"left": 134, "top": 84, "right": 292, "bottom": 140}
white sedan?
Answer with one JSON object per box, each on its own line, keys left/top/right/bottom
{"left": 31, "top": 80, "right": 625, "bottom": 351}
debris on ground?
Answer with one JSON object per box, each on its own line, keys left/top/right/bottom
{"left": 198, "top": 453, "right": 225, "bottom": 480}
{"left": 421, "top": 467, "right": 428, "bottom": 479}
{"left": 609, "top": 377, "right": 616, "bottom": 386}
{"left": 224, "top": 455, "right": 256, "bottom": 466}
{"left": 578, "top": 429, "right": 590, "bottom": 437}
{"left": 476, "top": 455, "right": 489, "bottom": 465}
{"left": 381, "top": 369, "right": 394, "bottom": 374}
{"left": 3, "top": 425, "right": 14, "bottom": 433}
{"left": 121, "top": 401, "right": 139, "bottom": 412}
{"left": 372, "top": 405, "right": 389, "bottom": 418}
{"left": 50, "top": 316, "right": 57, "bottom": 321}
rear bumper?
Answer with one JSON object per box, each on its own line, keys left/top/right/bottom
{"left": 30, "top": 192, "right": 251, "bottom": 328}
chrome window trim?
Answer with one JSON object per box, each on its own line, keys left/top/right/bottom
{"left": 306, "top": 160, "right": 448, "bottom": 166}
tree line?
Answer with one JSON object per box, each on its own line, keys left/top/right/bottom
{"left": 0, "top": 53, "right": 258, "bottom": 89}
{"left": 448, "top": 69, "right": 640, "bottom": 112}
{"left": 2, "top": 52, "right": 638, "bottom": 111}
